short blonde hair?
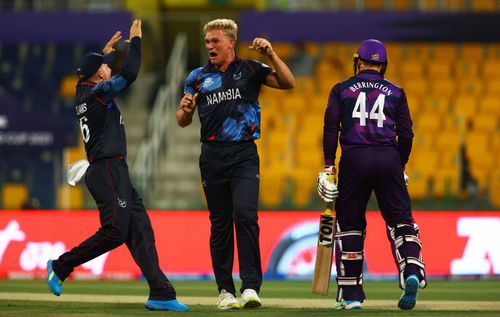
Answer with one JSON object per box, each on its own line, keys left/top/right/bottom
{"left": 203, "top": 18, "right": 238, "bottom": 41}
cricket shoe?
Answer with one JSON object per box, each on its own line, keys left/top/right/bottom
{"left": 398, "top": 274, "right": 419, "bottom": 310}
{"left": 217, "top": 289, "right": 241, "bottom": 310}
{"left": 241, "top": 289, "right": 262, "bottom": 309}
{"left": 145, "top": 299, "right": 189, "bottom": 311}
{"left": 46, "top": 260, "right": 63, "bottom": 296}
{"left": 335, "top": 299, "right": 362, "bottom": 309}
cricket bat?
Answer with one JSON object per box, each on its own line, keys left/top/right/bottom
{"left": 312, "top": 174, "right": 336, "bottom": 295}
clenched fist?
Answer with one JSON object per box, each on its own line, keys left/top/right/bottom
{"left": 249, "top": 37, "right": 274, "bottom": 56}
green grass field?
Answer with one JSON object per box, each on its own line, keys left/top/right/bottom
{"left": 1, "top": 279, "right": 500, "bottom": 316}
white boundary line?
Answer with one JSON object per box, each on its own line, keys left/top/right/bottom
{"left": 0, "top": 292, "right": 500, "bottom": 311}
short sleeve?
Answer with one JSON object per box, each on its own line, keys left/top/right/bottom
{"left": 184, "top": 68, "right": 202, "bottom": 95}
{"left": 248, "top": 60, "right": 272, "bottom": 84}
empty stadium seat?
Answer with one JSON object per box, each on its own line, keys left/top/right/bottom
{"left": 410, "top": 150, "right": 438, "bottom": 178}
{"left": 57, "top": 184, "right": 84, "bottom": 210}
{"left": 482, "top": 60, "right": 500, "bottom": 79}
{"left": 472, "top": 114, "right": 498, "bottom": 133}
{"left": 429, "top": 79, "right": 455, "bottom": 97}
{"left": 401, "top": 42, "right": 430, "bottom": 60}
{"left": 436, "top": 132, "right": 462, "bottom": 151}
{"left": 412, "top": 132, "right": 435, "bottom": 150}
{"left": 401, "top": 63, "right": 425, "bottom": 78}
{"left": 432, "top": 169, "right": 460, "bottom": 198}
{"left": 415, "top": 114, "right": 440, "bottom": 132}
{"left": 453, "top": 95, "right": 478, "bottom": 121}
{"left": 459, "top": 43, "right": 486, "bottom": 59}
{"left": 405, "top": 167, "right": 430, "bottom": 199}
{"left": 260, "top": 166, "right": 286, "bottom": 208}
{"left": 479, "top": 95, "right": 499, "bottom": 114}
{"left": 457, "top": 78, "right": 484, "bottom": 95}
{"left": 2, "top": 183, "right": 29, "bottom": 209}
{"left": 485, "top": 79, "right": 500, "bottom": 94}
{"left": 60, "top": 75, "right": 79, "bottom": 99}
{"left": 423, "top": 96, "right": 450, "bottom": 115}
{"left": 403, "top": 79, "right": 428, "bottom": 97}
{"left": 290, "top": 169, "right": 317, "bottom": 207}
{"left": 430, "top": 43, "right": 457, "bottom": 59}
{"left": 428, "top": 61, "right": 452, "bottom": 78}
{"left": 454, "top": 61, "right": 479, "bottom": 79}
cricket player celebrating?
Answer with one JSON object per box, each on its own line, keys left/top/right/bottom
{"left": 176, "top": 19, "right": 294, "bottom": 310}
{"left": 46, "top": 19, "right": 188, "bottom": 312}
{"left": 317, "top": 39, "right": 427, "bottom": 310}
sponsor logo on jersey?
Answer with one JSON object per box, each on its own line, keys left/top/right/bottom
{"left": 117, "top": 197, "right": 127, "bottom": 208}
{"left": 233, "top": 72, "right": 242, "bottom": 80}
{"left": 206, "top": 88, "right": 242, "bottom": 106}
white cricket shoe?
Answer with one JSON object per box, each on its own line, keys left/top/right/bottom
{"left": 335, "top": 299, "right": 362, "bottom": 309}
{"left": 217, "top": 289, "right": 241, "bottom": 310}
{"left": 241, "top": 289, "right": 262, "bottom": 309}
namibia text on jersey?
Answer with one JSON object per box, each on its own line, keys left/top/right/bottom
{"left": 206, "top": 88, "right": 242, "bottom": 105}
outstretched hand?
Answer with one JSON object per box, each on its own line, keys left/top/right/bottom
{"left": 125, "top": 19, "right": 142, "bottom": 44}
{"left": 102, "top": 31, "right": 122, "bottom": 55}
{"left": 249, "top": 37, "right": 274, "bottom": 57}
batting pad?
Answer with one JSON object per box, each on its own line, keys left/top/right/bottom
{"left": 67, "top": 159, "right": 90, "bottom": 186}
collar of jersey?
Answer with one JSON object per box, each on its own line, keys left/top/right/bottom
{"left": 78, "top": 81, "right": 97, "bottom": 87}
{"left": 357, "top": 69, "right": 384, "bottom": 79}
{"left": 203, "top": 56, "right": 241, "bottom": 73}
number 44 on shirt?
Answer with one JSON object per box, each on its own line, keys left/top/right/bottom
{"left": 352, "top": 92, "right": 386, "bottom": 128}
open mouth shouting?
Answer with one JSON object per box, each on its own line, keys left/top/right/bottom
{"left": 209, "top": 51, "right": 218, "bottom": 60}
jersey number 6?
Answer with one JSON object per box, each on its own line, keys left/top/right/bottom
{"left": 79, "top": 116, "right": 90, "bottom": 143}
{"left": 352, "top": 92, "right": 386, "bottom": 128}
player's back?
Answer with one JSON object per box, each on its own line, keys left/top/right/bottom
{"left": 336, "top": 69, "right": 408, "bottom": 149}
{"left": 75, "top": 82, "right": 127, "bottom": 162}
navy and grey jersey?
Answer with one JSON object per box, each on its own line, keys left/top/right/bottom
{"left": 74, "top": 37, "right": 141, "bottom": 162}
{"left": 184, "top": 57, "right": 272, "bottom": 142}
{"left": 323, "top": 69, "right": 414, "bottom": 166}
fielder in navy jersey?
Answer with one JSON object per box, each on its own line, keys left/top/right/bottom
{"left": 176, "top": 19, "right": 295, "bottom": 310}
{"left": 317, "top": 39, "right": 426, "bottom": 310}
{"left": 46, "top": 20, "right": 188, "bottom": 312}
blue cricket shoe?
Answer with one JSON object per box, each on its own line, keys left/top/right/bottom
{"left": 145, "top": 299, "right": 189, "bottom": 312}
{"left": 398, "top": 274, "right": 419, "bottom": 310}
{"left": 46, "top": 259, "right": 63, "bottom": 296}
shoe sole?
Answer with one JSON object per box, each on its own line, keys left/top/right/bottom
{"left": 243, "top": 299, "right": 262, "bottom": 309}
{"left": 345, "top": 303, "right": 362, "bottom": 309}
{"left": 398, "top": 277, "right": 419, "bottom": 310}
{"left": 218, "top": 303, "right": 241, "bottom": 310}
{"left": 145, "top": 303, "right": 188, "bottom": 312}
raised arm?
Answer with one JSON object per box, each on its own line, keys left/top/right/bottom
{"left": 91, "top": 19, "right": 142, "bottom": 101}
{"left": 249, "top": 38, "right": 295, "bottom": 90}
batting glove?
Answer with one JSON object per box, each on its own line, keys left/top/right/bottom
{"left": 404, "top": 172, "right": 409, "bottom": 187}
{"left": 317, "top": 166, "right": 338, "bottom": 203}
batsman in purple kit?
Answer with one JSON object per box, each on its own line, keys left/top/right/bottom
{"left": 317, "top": 39, "right": 427, "bottom": 310}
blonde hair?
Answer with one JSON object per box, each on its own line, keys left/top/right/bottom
{"left": 203, "top": 19, "right": 238, "bottom": 41}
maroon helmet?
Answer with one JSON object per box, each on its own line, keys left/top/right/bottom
{"left": 353, "top": 39, "right": 388, "bottom": 75}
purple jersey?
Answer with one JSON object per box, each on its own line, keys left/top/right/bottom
{"left": 323, "top": 69, "right": 414, "bottom": 167}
